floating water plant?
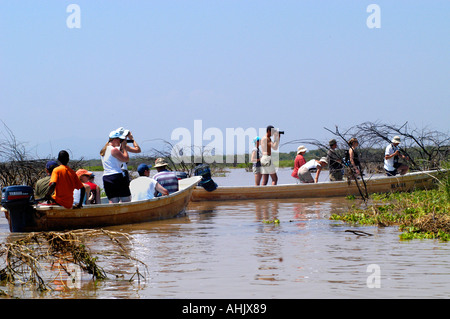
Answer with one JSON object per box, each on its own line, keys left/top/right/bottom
{"left": 331, "top": 170, "right": 450, "bottom": 241}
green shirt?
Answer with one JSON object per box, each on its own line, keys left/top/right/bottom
{"left": 34, "top": 176, "right": 51, "bottom": 199}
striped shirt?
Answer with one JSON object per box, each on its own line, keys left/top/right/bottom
{"left": 153, "top": 170, "right": 179, "bottom": 194}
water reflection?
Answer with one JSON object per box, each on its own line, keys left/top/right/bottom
{"left": 1, "top": 186, "right": 450, "bottom": 298}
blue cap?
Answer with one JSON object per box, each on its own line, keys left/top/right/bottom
{"left": 253, "top": 136, "right": 261, "bottom": 144}
{"left": 137, "top": 163, "right": 151, "bottom": 175}
{"left": 46, "top": 160, "right": 58, "bottom": 170}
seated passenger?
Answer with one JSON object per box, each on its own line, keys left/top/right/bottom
{"left": 35, "top": 160, "right": 59, "bottom": 200}
{"left": 130, "top": 164, "right": 168, "bottom": 201}
{"left": 153, "top": 158, "right": 179, "bottom": 196}
{"left": 73, "top": 169, "right": 93, "bottom": 205}
{"left": 45, "top": 150, "right": 85, "bottom": 209}
{"left": 86, "top": 173, "right": 101, "bottom": 204}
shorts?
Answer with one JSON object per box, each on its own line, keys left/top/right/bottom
{"left": 260, "top": 155, "right": 276, "bottom": 175}
{"left": 103, "top": 173, "right": 131, "bottom": 199}
{"left": 252, "top": 165, "right": 261, "bottom": 174}
{"left": 329, "top": 169, "right": 343, "bottom": 181}
{"left": 297, "top": 166, "right": 314, "bottom": 183}
{"left": 385, "top": 162, "right": 402, "bottom": 177}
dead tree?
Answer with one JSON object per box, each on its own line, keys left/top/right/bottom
{"left": 0, "top": 121, "right": 85, "bottom": 189}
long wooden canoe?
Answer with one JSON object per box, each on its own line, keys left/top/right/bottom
{"left": 2, "top": 176, "right": 201, "bottom": 232}
{"left": 190, "top": 170, "right": 442, "bottom": 202}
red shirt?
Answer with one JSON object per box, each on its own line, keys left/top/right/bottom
{"left": 50, "top": 165, "right": 84, "bottom": 209}
{"left": 291, "top": 154, "right": 306, "bottom": 178}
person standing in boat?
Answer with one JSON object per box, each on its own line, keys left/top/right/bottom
{"left": 114, "top": 127, "right": 141, "bottom": 183}
{"left": 297, "top": 157, "right": 328, "bottom": 183}
{"left": 345, "top": 137, "right": 362, "bottom": 180}
{"left": 45, "top": 150, "right": 85, "bottom": 209}
{"left": 384, "top": 136, "right": 409, "bottom": 176}
{"left": 251, "top": 136, "right": 262, "bottom": 186}
{"left": 291, "top": 145, "right": 307, "bottom": 184}
{"left": 100, "top": 129, "right": 132, "bottom": 203}
{"left": 260, "top": 125, "right": 281, "bottom": 185}
{"left": 327, "top": 139, "right": 343, "bottom": 181}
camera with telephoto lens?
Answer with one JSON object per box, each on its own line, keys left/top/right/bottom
{"left": 278, "top": 131, "right": 285, "bottom": 135}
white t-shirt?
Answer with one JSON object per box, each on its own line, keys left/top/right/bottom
{"left": 130, "top": 177, "right": 158, "bottom": 201}
{"left": 302, "top": 159, "right": 322, "bottom": 170}
{"left": 384, "top": 144, "right": 399, "bottom": 171}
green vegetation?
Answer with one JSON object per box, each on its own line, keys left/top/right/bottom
{"left": 330, "top": 170, "right": 450, "bottom": 241}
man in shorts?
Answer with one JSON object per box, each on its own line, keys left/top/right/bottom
{"left": 260, "top": 125, "right": 281, "bottom": 185}
{"left": 384, "top": 136, "right": 409, "bottom": 176}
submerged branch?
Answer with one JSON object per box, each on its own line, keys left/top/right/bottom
{"left": 0, "top": 229, "right": 148, "bottom": 293}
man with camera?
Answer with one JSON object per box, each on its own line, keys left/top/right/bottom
{"left": 260, "top": 125, "right": 282, "bottom": 185}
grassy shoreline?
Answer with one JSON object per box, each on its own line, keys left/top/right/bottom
{"left": 330, "top": 170, "right": 450, "bottom": 241}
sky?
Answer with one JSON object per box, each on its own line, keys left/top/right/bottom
{"left": 0, "top": 0, "right": 449, "bottom": 160}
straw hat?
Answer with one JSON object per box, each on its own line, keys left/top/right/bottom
{"left": 319, "top": 157, "right": 328, "bottom": 165}
{"left": 391, "top": 136, "right": 401, "bottom": 144}
{"left": 297, "top": 145, "right": 307, "bottom": 154}
{"left": 154, "top": 158, "right": 169, "bottom": 168}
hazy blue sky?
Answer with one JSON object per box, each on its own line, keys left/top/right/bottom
{"left": 0, "top": 1, "right": 448, "bottom": 159}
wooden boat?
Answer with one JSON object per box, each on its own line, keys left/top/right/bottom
{"left": 2, "top": 176, "right": 201, "bottom": 232}
{"left": 190, "top": 170, "right": 442, "bottom": 202}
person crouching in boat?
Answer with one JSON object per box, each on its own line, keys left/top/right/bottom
{"left": 130, "top": 164, "right": 168, "bottom": 201}
{"left": 44, "top": 150, "right": 85, "bottom": 209}
{"left": 297, "top": 157, "right": 328, "bottom": 183}
{"left": 384, "top": 136, "right": 409, "bottom": 176}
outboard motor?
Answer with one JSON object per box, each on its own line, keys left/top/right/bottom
{"left": 174, "top": 171, "right": 188, "bottom": 180}
{"left": 1, "top": 186, "right": 36, "bottom": 232}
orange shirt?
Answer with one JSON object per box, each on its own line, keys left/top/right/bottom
{"left": 50, "top": 165, "right": 84, "bottom": 209}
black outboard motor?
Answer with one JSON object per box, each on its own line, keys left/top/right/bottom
{"left": 174, "top": 171, "right": 188, "bottom": 180}
{"left": 1, "top": 186, "right": 36, "bottom": 232}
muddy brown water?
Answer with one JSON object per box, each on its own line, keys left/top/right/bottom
{"left": 1, "top": 169, "right": 449, "bottom": 298}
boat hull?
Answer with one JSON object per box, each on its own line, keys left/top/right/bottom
{"left": 3, "top": 177, "right": 201, "bottom": 232}
{"left": 191, "top": 170, "right": 441, "bottom": 202}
